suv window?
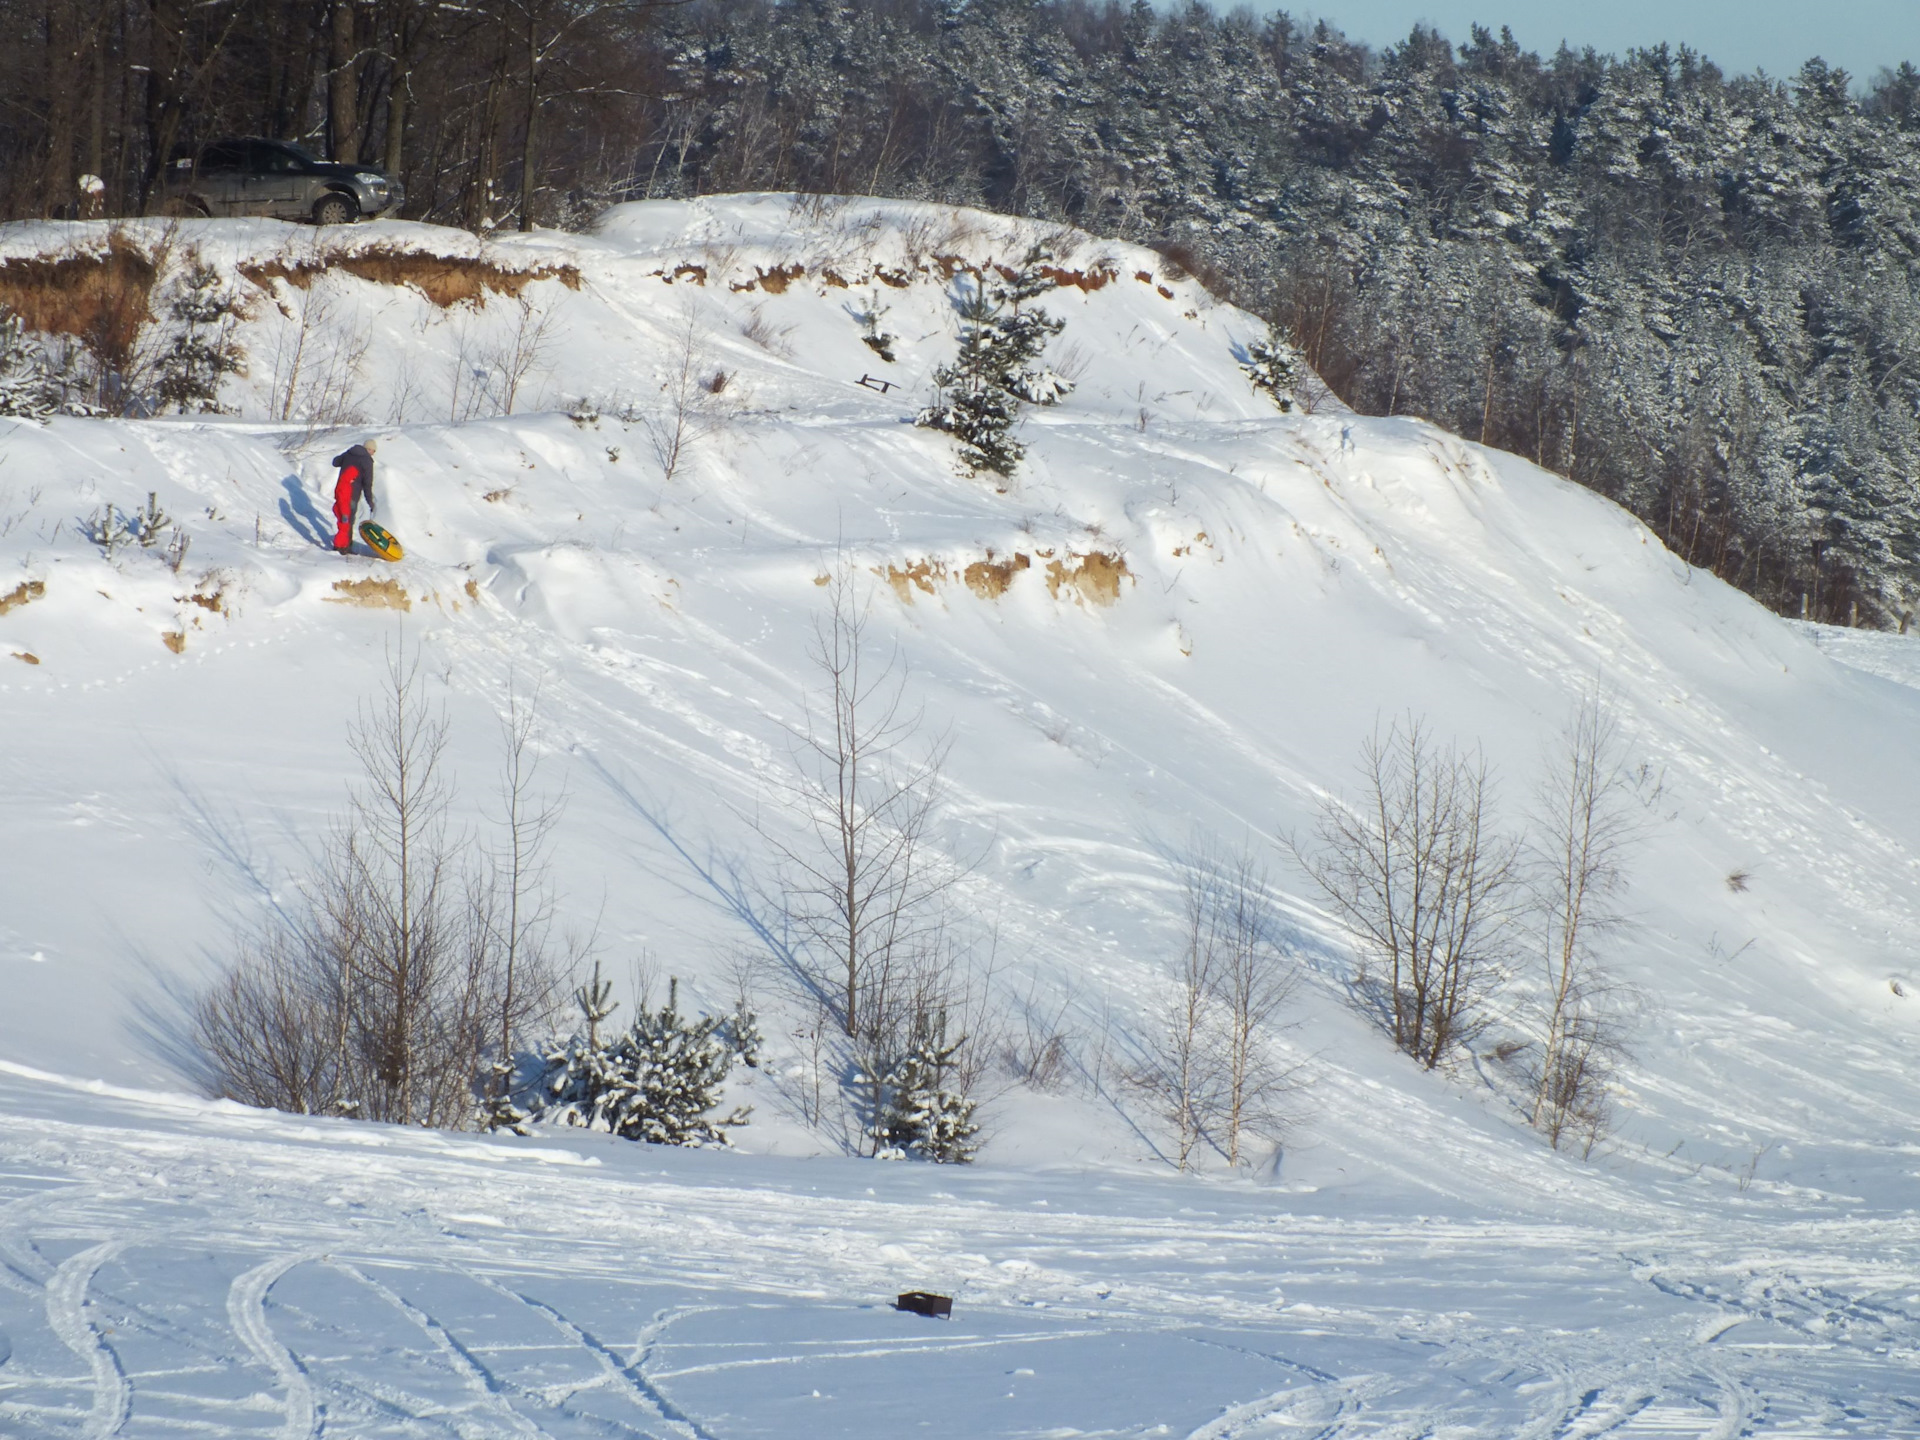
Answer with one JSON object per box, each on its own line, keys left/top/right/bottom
{"left": 200, "top": 142, "right": 247, "bottom": 174}
{"left": 249, "top": 142, "right": 311, "bottom": 175}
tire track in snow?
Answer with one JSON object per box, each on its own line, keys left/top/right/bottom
{"left": 45, "top": 1240, "right": 129, "bottom": 1438}
{"left": 1179, "top": 1376, "right": 1368, "bottom": 1439}
{"left": 1700, "top": 1354, "right": 1760, "bottom": 1440}
{"left": 332, "top": 1260, "right": 547, "bottom": 1438}
{"left": 501, "top": 1282, "right": 718, "bottom": 1440}
{"left": 226, "top": 1252, "right": 319, "bottom": 1440}
{"left": 0, "top": 1193, "right": 56, "bottom": 1295}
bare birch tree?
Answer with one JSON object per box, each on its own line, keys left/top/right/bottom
{"left": 766, "top": 566, "right": 957, "bottom": 1045}
{"left": 1295, "top": 719, "right": 1522, "bottom": 1070}
{"left": 1134, "top": 880, "right": 1221, "bottom": 1171}
{"left": 479, "top": 680, "right": 568, "bottom": 1107}
{"left": 640, "top": 305, "right": 732, "bottom": 481}
{"left": 1202, "top": 848, "right": 1300, "bottom": 1166}
{"left": 1136, "top": 844, "right": 1300, "bottom": 1171}
{"left": 1529, "top": 691, "right": 1636, "bottom": 1151}
{"left": 338, "top": 646, "right": 464, "bottom": 1123}
{"left": 196, "top": 650, "right": 565, "bottom": 1128}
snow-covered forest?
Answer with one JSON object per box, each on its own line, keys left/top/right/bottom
{"left": 6, "top": 3, "right": 1920, "bottom": 627}
{"left": 586, "top": 6, "right": 1920, "bottom": 631}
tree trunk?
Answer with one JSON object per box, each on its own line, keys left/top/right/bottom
{"left": 87, "top": 0, "right": 107, "bottom": 184}
{"left": 329, "top": 0, "right": 360, "bottom": 161}
{"left": 42, "top": 0, "right": 81, "bottom": 216}
{"left": 383, "top": 3, "right": 412, "bottom": 183}
{"left": 517, "top": 10, "right": 538, "bottom": 230}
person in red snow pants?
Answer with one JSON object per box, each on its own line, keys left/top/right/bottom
{"left": 330, "top": 439, "right": 378, "bottom": 552}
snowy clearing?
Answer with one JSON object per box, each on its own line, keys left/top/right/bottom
{"left": 2, "top": 196, "right": 1919, "bottom": 1435}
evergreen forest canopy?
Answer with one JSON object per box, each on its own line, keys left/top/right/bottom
{"left": 5, "top": 0, "right": 1920, "bottom": 626}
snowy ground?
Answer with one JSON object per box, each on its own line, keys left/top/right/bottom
{"left": 3, "top": 1061, "right": 1918, "bottom": 1438}
{"left": 3, "top": 196, "right": 1920, "bottom": 1435}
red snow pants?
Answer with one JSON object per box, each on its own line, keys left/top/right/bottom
{"left": 332, "top": 468, "right": 360, "bottom": 550}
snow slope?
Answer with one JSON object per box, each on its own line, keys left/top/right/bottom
{"left": 2, "top": 195, "right": 1919, "bottom": 1435}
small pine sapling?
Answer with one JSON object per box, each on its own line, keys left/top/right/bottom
{"left": 500, "top": 974, "right": 749, "bottom": 1146}
{"left": 0, "top": 310, "right": 61, "bottom": 420}
{"left": 155, "top": 264, "right": 245, "bottom": 414}
{"left": 869, "top": 1015, "right": 979, "bottom": 1163}
{"left": 1240, "top": 331, "right": 1302, "bottom": 412}
{"left": 85, "top": 503, "right": 133, "bottom": 558}
{"left": 916, "top": 248, "right": 1072, "bottom": 477}
{"left": 488, "top": 967, "right": 618, "bottom": 1133}
{"left": 720, "top": 998, "right": 762, "bottom": 1068}
{"left": 853, "top": 295, "right": 898, "bottom": 362}
{"left": 134, "top": 492, "right": 173, "bottom": 547}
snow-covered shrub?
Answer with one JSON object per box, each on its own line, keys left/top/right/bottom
{"left": 916, "top": 249, "right": 1072, "bottom": 477}
{"left": 866, "top": 1015, "right": 979, "bottom": 1163}
{"left": 154, "top": 263, "right": 244, "bottom": 414}
{"left": 0, "top": 310, "right": 61, "bottom": 420}
{"left": 1240, "top": 332, "right": 1301, "bottom": 412}
{"left": 501, "top": 976, "right": 750, "bottom": 1146}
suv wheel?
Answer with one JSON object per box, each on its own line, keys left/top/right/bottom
{"left": 313, "top": 193, "right": 358, "bottom": 226}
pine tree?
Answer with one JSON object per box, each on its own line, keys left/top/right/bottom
{"left": 154, "top": 264, "right": 244, "bottom": 414}
{"left": 719, "top": 999, "right": 763, "bottom": 1068}
{"left": 869, "top": 1015, "right": 979, "bottom": 1163}
{"left": 0, "top": 310, "right": 60, "bottom": 421}
{"left": 916, "top": 250, "right": 1071, "bottom": 477}
{"left": 1240, "top": 332, "right": 1302, "bottom": 411}
{"left": 493, "top": 974, "right": 749, "bottom": 1145}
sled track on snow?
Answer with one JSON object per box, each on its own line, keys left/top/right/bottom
{"left": 227, "top": 1252, "right": 321, "bottom": 1440}
{"left": 45, "top": 1240, "right": 129, "bottom": 1439}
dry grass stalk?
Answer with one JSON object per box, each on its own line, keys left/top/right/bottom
{"left": 326, "top": 577, "right": 410, "bottom": 610}
{"left": 0, "top": 578, "right": 46, "bottom": 614}
{"left": 240, "top": 249, "right": 580, "bottom": 307}
{"left": 0, "top": 233, "right": 157, "bottom": 371}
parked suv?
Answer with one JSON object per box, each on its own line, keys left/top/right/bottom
{"left": 159, "top": 138, "right": 404, "bottom": 224}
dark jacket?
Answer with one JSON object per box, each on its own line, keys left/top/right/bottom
{"left": 331, "top": 444, "right": 376, "bottom": 513}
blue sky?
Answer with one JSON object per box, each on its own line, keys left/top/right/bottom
{"left": 1292, "top": 1, "right": 1919, "bottom": 84}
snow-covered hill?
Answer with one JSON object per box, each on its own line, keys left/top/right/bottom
{"left": 2, "top": 196, "right": 1919, "bottom": 1436}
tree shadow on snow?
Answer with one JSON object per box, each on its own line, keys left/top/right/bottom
{"left": 121, "top": 944, "right": 222, "bottom": 1095}
{"left": 120, "top": 759, "right": 310, "bottom": 1089}
{"left": 577, "top": 749, "right": 811, "bottom": 986}
{"left": 157, "top": 757, "right": 303, "bottom": 931}
{"left": 278, "top": 473, "right": 330, "bottom": 549}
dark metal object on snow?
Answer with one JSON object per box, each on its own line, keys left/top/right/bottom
{"left": 857, "top": 374, "right": 897, "bottom": 394}
{"left": 894, "top": 1290, "right": 953, "bottom": 1319}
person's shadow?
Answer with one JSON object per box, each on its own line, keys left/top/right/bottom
{"left": 279, "top": 474, "right": 331, "bottom": 549}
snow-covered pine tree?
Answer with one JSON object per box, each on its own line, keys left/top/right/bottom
{"left": 869, "top": 1015, "right": 979, "bottom": 1163}
{"left": 1240, "top": 331, "right": 1303, "bottom": 412}
{"left": 916, "top": 249, "right": 1071, "bottom": 477}
{"left": 719, "top": 998, "right": 762, "bottom": 1068}
{"left": 0, "top": 309, "right": 61, "bottom": 420}
{"left": 993, "top": 249, "right": 1074, "bottom": 406}
{"left": 496, "top": 975, "right": 748, "bottom": 1145}
{"left": 485, "top": 966, "right": 620, "bottom": 1133}
{"left": 853, "top": 294, "right": 898, "bottom": 362}
{"left": 154, "top": 264, "right": 244, "bottom": 414}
